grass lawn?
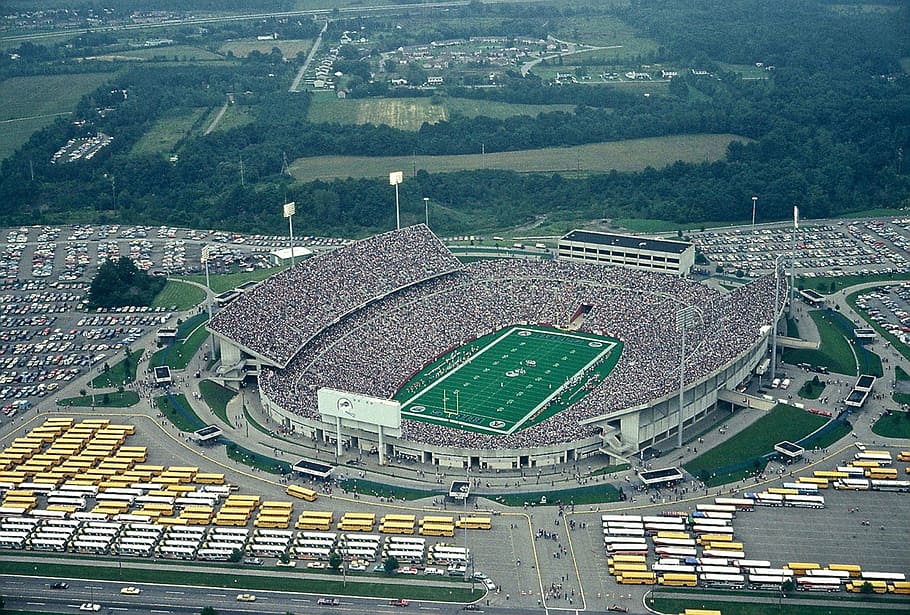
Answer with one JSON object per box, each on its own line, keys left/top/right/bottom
{"left": 338, "top": 478, "right": 444, "bottom": 501}
{"left": 90, "top": 349, "right": 143, "bottom": 388}
{"left": 176, "top": 266, "right": 281, "bottom": 293}
{"left": 0, "top": 71, "right": 117, "bottom": 160}
{"left": 684, "top": 404, "right": 828, "bottom": 476}
{"left": 288, "top": 134, "right": 747, "bottom": 182}
{"left": 0, "top": 558, "right": 478, "bottom": 602}
{"left": 152, "top": 313, "right": 210, "bottom": 370}
{"left": 219, "top": 38, "right": 313, "bottom": 58}
{"left": 58, "top": 390, "right": 140, "bottom": 408}
{"left": 199, "top": 378, "right": 236, "bottom": 425}
{"left": 798, "top": 378, "right": 825, "bottom": 399}
{"left": 151, "top": 279, "right": 207, "bottom": 310}
{"left": 155, "top": 393, "right": 206, "bottom": 432}
{"left": 650, "top": 594, "right": 903, "bottom": 615}
{"left": 131, "top": 107, "right": 208, "bottom": 155}
{"left": 799, "top": 273, "right": 910, "bottom": 295}
{"left": 871, "top": 411, "right": 910, "bottom": 439}
{"left": 491, "top": 483, "right": 621, "bottom": 507}
{"left": 782, "top": 310, "right": 857, "bottom": 376}
{"left": 225, "top": 441, "right": 290, "bottom": 474}
{"left": 807, "top": 420, "right": 852, "bottom": 449}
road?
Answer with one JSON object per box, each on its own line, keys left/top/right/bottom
{"left": 289, "top": 20, "right": 328, "bottom": 93}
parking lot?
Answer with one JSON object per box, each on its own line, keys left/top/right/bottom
{"left": 0, "top": 223, "right": 326, "bottom": 421}
{"left": 691, "top": 217, "right": 910, "bottom": 277}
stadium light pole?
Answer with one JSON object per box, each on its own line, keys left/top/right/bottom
{"left": 751, "top": 195, "right": 758, "bottom": 229}
{"left": 390, "top": 171, "right": 404, "bottom": 230}
{"left": 201, "top": 244, "right": 216, "bottom": 358}
{"left": 423, "top": 197, "right": 430, "bottom": 228}
{"left": 790, "top": 206, "right": 798, "bottom": 315}
{"left": 770, "top": 253, "right": 786, "bottom": 381}
{"left": 676, "top": 306, "right": 699, "bottom": 448}
{"left": 283, "top": 201, "right": 296, "bottom": 268}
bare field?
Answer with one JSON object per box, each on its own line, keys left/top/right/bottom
{"left": 219, "top": 39, "right": 313, "bottom": 58}
{"left": 0, "top": 72, "right": 117, "bottom": 160}
{"left": 288, "top": 133, "right": 748, "bottom": 181}
{"left": 306, "top": 96, "right": 580, "bottom": 129}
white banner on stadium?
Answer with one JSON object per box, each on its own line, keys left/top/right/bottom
{"left": 318, "top": 387, "right": 402, "bottom": 435}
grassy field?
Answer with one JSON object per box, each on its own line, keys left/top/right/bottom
{"left": 306, "top": 95, "right": 578, "bottom": 127}
{"left": 131, "top": 107, "right": 209, "bottom": 155}
{"left": 871, "top": 411, "right": 910, "bottom": 439}
{"left": 151, "top": 279, "right": 207, "bottom": 310}
{"left": 176, "top": 266, "right": 281, "bottom": 294}
{"left": 782, "top": 310, "right": 857, "bottom": 376}
{"left": 684, "top": 404, "right": 828, "bottom": 476}
{"left": 94, "top": 45, "right": 224, "bottom": 61}
{"left": 90, "top": 349, "right": 144, "bottom": 388}
{"left": 395, "top": 325, "right": 621, "bottom": 435}
{"left": 289, "top": 134, "right": 746, "bottom": 181}
{"left": 0, "top": 558, "right": 478, "bottom": 602}
{"left": 58, "top": 390, "right": 140, "bottom": 408}
{"left": 199, "top": 378, "right": 236, "bottom": 425}
{"left": 219, "top": 38, "right": 313, "bottom": 58}
{"left": 209, "top": 103, "right": 257, "bottom": 133}
{"left": 650, "top": 594, "right": 903, "bottom": 615}
{"left": 0, "top": 72, "right": 117, "bottom": 160}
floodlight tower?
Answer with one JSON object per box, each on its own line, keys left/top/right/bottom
{"left": 390, "top": 171, "right": 404, "bottom": 230}
{"left": 201, "top": 244, "right": 216, "bottom": 356}
{"left": 283, "top": 201, "right": 296, "bottom": 268}
{"left": 751, "top": 195, "right": 758, "bottom": 229}
{"left": 423, "top": 197, "right": 430, "bottom": 228}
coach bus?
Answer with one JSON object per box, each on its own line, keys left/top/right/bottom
{"left": 602, "top": 514, "right": 642, "bottom": 523}
{"left": 690, "top": 517, "right": 731, "bottom": 528}
{"left": 854, "top": 452, "right": 892, "bottom": 463}
{"left": 782, "top": 482, "right": 818, "bottom": 494}
{"left": 749, "top": 574, "right": 789, "bottom": 590}
{"left": 796, "top": 576, "right": 842, "bottom": 592}
{"left": 871, "top": 479, "right": 910, "bottom": 492}
{"left": 695, "top": 504, "right": 737, "bottom": 515}
{"left": 835, "top": 478, "right": 870, "bottom": 490}
{"left": 605, "top": 526, "right": 646, "bottom": 538}
{"left": 655, "top": 547, "right": 697, "bottom": 558}
{"left": 700, "top": 573, "right": 746, "bottom": 589}
{"left": 714, "top": 498, "right": 755, "bottom": 511}
{"left": 693, "top": 525, "right": 734, "bottom": 536}
{"left": 784, "top": 494, "right": 825, "bottom": 508}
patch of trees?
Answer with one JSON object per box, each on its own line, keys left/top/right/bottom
{"left": 88, "top": 257, "right": 166, "bottom": 309}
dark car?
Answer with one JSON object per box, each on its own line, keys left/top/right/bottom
{"left": 50, "top": 582, "right": 69, "bottom": 589}
{"left": 389, "top": 599, "right": 410, "bottom": 607}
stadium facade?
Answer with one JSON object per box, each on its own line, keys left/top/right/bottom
{"left": 209, "top": 225, "right": 783, "bottom": 470}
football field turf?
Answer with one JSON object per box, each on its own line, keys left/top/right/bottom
{"left": 394, "top": 325, "right": 622, "bottom": 435}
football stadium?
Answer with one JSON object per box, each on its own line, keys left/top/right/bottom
{"left": 209, "top": 225, "right": 783, "bottom": 470}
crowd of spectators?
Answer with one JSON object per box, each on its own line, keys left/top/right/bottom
{"left": 252, "top": 252, "right": 782, "bottom": 450}
{"left": 208, "top": 224, "right": 462, "bottom": 366}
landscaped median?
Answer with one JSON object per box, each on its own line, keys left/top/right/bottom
{"left": 0, "top": 556, "right": 481, "bottom": 603}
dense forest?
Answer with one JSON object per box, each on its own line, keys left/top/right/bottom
{"left": 0, "top": 0, "right": 908, "bottom": 236}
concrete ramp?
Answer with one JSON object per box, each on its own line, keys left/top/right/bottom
{"left": 777, "top": 336, "right": 819, "bottom": 350}
{"left": 718, "top": 389, "right": 776, "bottom": 410}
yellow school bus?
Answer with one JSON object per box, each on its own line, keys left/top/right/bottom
{"left": 455, "top": 516, "right": 492, "bottom": 530}
{"left": 286, "top": 485, "right": 318, "bottom": 502}
{"left": 658, "top": 573, "right": 698, "bottom": 587}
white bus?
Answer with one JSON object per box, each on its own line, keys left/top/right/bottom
{"left": 693, "top": 525, "right": 734, "bottom": 536}
{"left": 71, "top": 539, "right": 112, "bottom": 555}
{"left": 197, "top": 547, "right": 235, "bottom": 561}
{"left": 602, "top": 515, "right": 642, "bottom": 523}
{"left": 701, "top": 573, "right": 746, "bottom": 589}
{"left": 654, "top": 547, "right": 697, "bottom": 558}
{"left": 704, "top": 549, "right": 745, "bottom": 560}
{"left": 835, "top": 478, "right": 870, "bottom": 490}
{"left": 861, "top": 572, "right": 906, "bottom": 582}
{"left": 653, "top": 563, "right": 696, "bottom": 573}
{"left": 736, "top": 559, "right": 771, "bottom": 569}
{"left": 210, "top": 528, "right": 249, "bottom": 539}
{"left": 854, "top": 452, "right": 892, "bottom": 463}
{"left": 783, "top": 482, "right": 818, "bottom": 494}
{"left": 695, "top": 504, "right": 737, "bottom": 515}
{"left": 60, "top": 484, "right": 99, "bottom": 496}
{"left": 0, "top": 532, "right": 27, "bottom": 549}
{"left": 653, "top": 537, "right": 696, "bottom": 547}
{"left": 604, "top": 527, "right": 646, "bottom": 537}
{"left": 296, "top": 531, "right": 337, "bottom": 546}
{"left": 752, "top": 492, "right": 784, "bottom": 506}
{"left": 796, "top": 576, "right": 842, "bottom": 592}
{"left": 384, "top": 548, "right": 425, "bottom": 563}
{"left": 254, "top": 529, "right": 295, "bottom": 539}
{"left": 784, "top": 494, "right": 825, "bottom": 508}
{"left": 29, "top": 537, "right": 68, "bottom": 551}
{"left": 115, "top": 541, "right": 155, "bottom": 557}
{"left": 157, "top": 545, "right": 197, "bottom": 560}
{"left": 749, "top": 574, "right": 789, "bottom": 589}
{"left": 250, "top": 536, "right": 290, "bottom": 547}
{"left": 293, "top": 545, "right": 332, "bottom": 559}
{"left": 714, "top": 498, "right": 755, "bottom": 511}
{"left": 698, "top": 565, "right": 743, "bottom": 575}
{"left": 339, "top": 545, "right": 377, "bottom": 559}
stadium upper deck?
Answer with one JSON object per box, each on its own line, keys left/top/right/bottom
{"left": 208, "top": 224, "right": 462, "bottom": 367}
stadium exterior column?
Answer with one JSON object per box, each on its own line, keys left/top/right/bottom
{"left": 676, "top": 306, "right": 699, "bottom": 448}
{"left": 378, "top": 425, "right": 385, "bottom": 466}
{"left": 770, "top": 253, "right": 786, "bottom": 381}
{"left": 335, "top": 416, "right": 342, "bottom": 459}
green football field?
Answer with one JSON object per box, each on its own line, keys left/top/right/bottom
{"left": 394, "top": 325, "right": 622, "bottom": 435}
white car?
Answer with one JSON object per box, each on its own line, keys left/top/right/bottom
{"left": 120, "top": 587, "right": 141, "bottom": 595}
{"left": 236, "top": 594, "right": 256, "bottom": 602}
{"left": 79, "top": 605, "right": 101, "bottom": 612}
